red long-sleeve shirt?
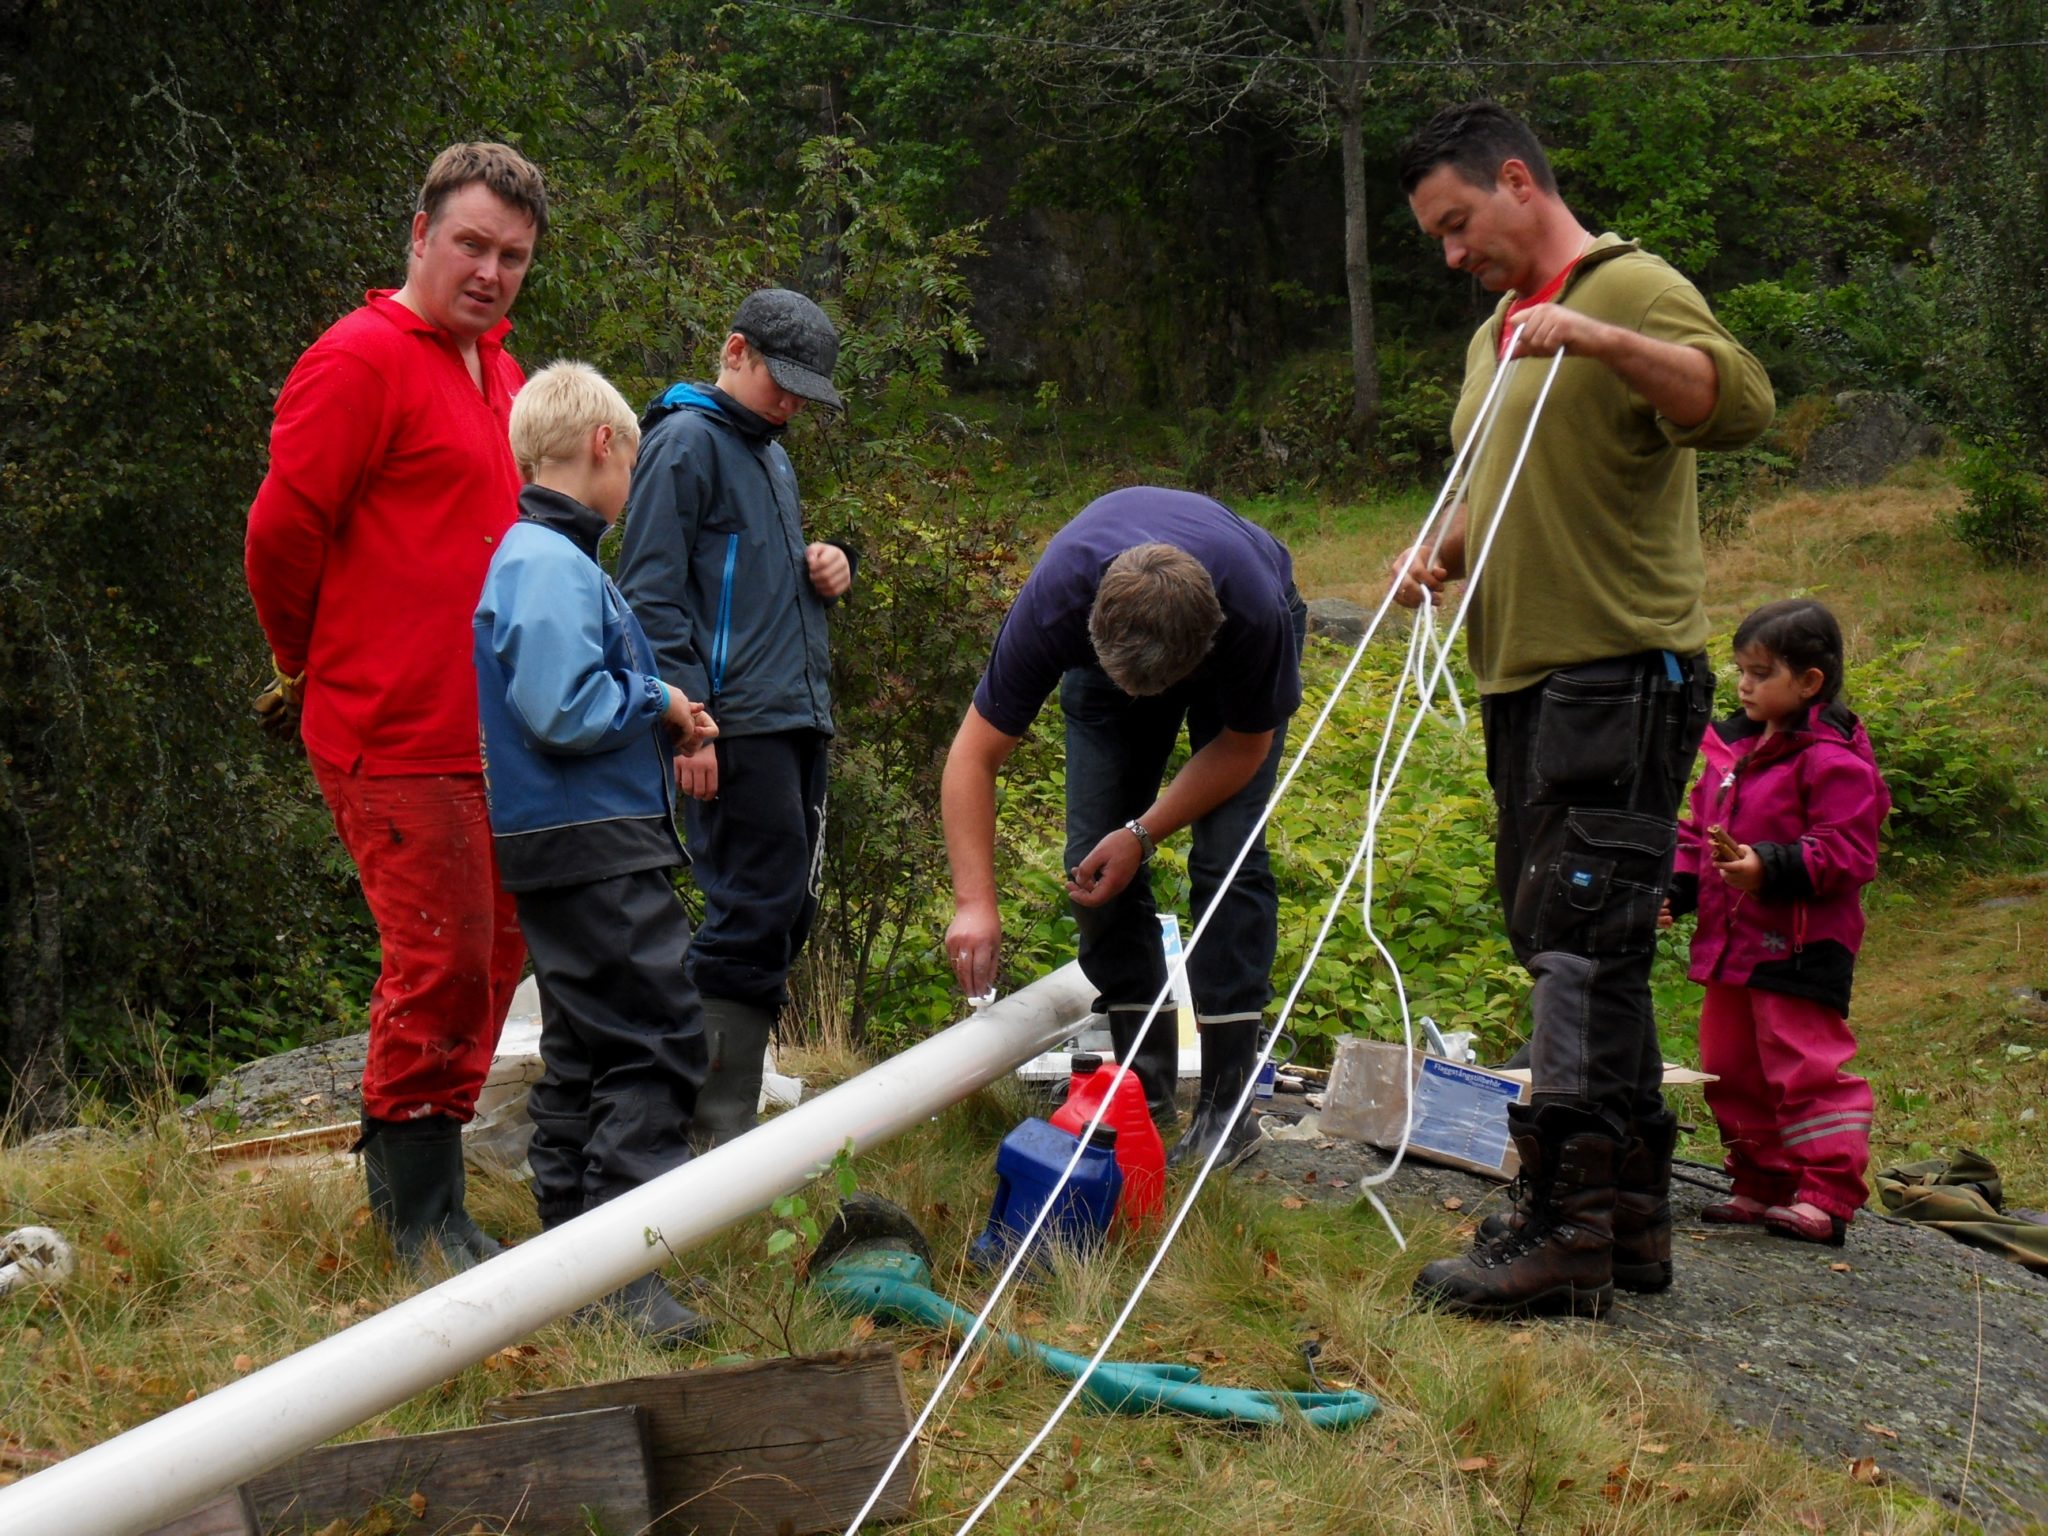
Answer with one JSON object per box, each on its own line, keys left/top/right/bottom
{"left": 246, "top": 291, "right": 524, "bottom": 774}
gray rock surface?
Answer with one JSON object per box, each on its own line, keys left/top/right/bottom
{"left": 1306, "top": 596, "right": 1371, "bottom": 645}
{"left": 1245, "top": 1133, "right": 2048, "bottom": 1531}
{"left": 1800, "top": 391, "right": 1944, "bottom": 490}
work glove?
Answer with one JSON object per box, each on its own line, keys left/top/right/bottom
{"left": 252, "top": 660, "right": 305, "bottom": 741}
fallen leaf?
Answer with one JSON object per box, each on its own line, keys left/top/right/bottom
{"left": 1261, "top": 1248, "right": 1281, "bottom": 1277}
{"left": 847, "top": 1316, "right": 876, "bottom": 1341}
{"left": 1830, "top": 1262, "right": 1852, "bottom": 1273}
{"left": 1555, "top": 1477, "right": 1576, "bottom": 1491}
{"left": 1456, "top": 1455, "right": 1494, "bottom": 1473}
{"left": 1796, "top": 1512, "right": 1826, "bottom": 1534}
{"left": 1849, "top": 1456, "right": 1884, "bottom": 1485}
{"left": 102, "top": 1230, "right": 131, "bottom": 1258}
{"left": 232, "top": 1354, "right": 254, "bottom": 1374}
{"left": 1302, "top": 1169, "right": 1318, "bottom": 1184}
{"left": 407, "top": 1490, "right": 429, "bottom": 1517}
{"left": 1061, "top": 1469, "right": 1078, "bottom": 1492}
{"left": 1327, "top": 1177, "right": 1349, "bottom": 1190}
{"left": 1506, "top": 1329, "right": 1535, "bottom": 1346}
{"left": 1642, "top": 1442, "right": 1669, "bottom": 1454}
{"left": 1250, "top": 1169, "right": 1269, "bottom": 1184}
{"left": 1280, "top": 1196, "right": 1307, "bottom": 1210}
{"left": 1019, "top": 1310, "right": 1047, "bottom": 1327}
{"left": 1863, "top": 1421, "right": 1899, "bottom": 1440}
{"left": 1441, "top": 1196, "right": 1464, "bottom": 1211}
{"left": 315, "top": 1252, "right": 341, "bottom": 1274}
{"left": 1664, "top": 1486, "right": 1691, "bottom": 1504}
{"left": 1063, "top": 1323, "right": 1090, "bottom": 1338}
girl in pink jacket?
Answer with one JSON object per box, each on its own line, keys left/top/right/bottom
{"left": 1668, "top": 599, "right": 1891, "bottom": 1244}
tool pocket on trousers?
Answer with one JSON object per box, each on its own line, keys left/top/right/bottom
{"left": 1531, "top": 665, "right": 1647, "bottom": 805}
{"left": 1533, "top": 809, "right": 1673, "bottom": 956}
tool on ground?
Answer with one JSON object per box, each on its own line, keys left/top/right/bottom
{"left": 0, "top": 1226, "right": 76, "bottom": 1299}
{"left": 813, "top": 1195, "right": 1373, "bottom": 1430}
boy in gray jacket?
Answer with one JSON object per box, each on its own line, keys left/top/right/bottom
{"left": 616, "top": 290, "right": 852, "bottom": 1142}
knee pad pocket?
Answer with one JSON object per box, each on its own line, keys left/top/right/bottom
{"left": 1533, "top": 809, "right": 1672, "bottom": 956}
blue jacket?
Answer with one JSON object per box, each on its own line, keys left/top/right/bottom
{"left": 474, "top": 485, "right": 684, "bottom": 893}
{"left": 615, "top": 383, "right": 848, "bottom": 738}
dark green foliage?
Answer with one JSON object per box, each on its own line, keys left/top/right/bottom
{"left": 1951, "top": 438, "right": 2048, "bottom": 569}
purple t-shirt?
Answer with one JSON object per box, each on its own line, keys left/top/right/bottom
{"left": 973, "top": 487, "right": 1301, "bottom": 737}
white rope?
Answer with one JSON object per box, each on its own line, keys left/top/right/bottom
{"left": 951, "top": 346, "right": 1568, "bottom": 1535}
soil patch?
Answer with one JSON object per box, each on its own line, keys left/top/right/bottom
{"left": 1245, "top": 1133, "right": 2048, "bottom": 1532}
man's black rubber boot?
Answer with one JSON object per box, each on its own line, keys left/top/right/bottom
{"left": 1611, "top": 1110, "right": 1678, "bottom": 1293}
{"left": 693, "top": 997, "right": 775, "bottom": 1149}
{"left": 579, "top": 1271, "right": 713, "bottom": 1348}
{"left": 359, "top": 1115, "right": 495, "bottom": 1271}
{"left": 1474, "top": 1109, "right": 1673, "bottom": 1293}
{"left": 1166, "top": 1020, "right": 1263, "bottom": 1172}
{"left": 1411, "top": 1102, "right": 1618, "bottom": 1320}
{"left": 1108, "top": 1008, "right": 1182, "bottom": 1126}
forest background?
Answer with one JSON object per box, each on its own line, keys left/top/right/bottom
{"left": 2, "top": 0, "right": 2044, "bottom": 1130}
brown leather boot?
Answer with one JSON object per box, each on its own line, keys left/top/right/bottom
{"left": 1476, "top": 1109, "right": 1674, "bottom": 1294}
{"left": 1412, "top": 1103, "right": 1618, "bottom": 1320}
{"left": 1611, "top": 1110, "right": 1677, "bottom": 1293}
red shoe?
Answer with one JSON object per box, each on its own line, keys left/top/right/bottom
{"left": 1763, "top": 1201, "right": 1848, "bottom": 1246}
{"left": 1699, "top": 1194, "right": 1767, "bottom": 1225}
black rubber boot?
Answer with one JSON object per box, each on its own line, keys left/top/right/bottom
{"left": 693, "top": 997, "right": 774, "bottom": 1149}
{"left": 359, "top": 1116, "right": 497, "bottom": 1271}
{"left": 1107, "top": 1009, "right": 1182, "bottom": 1126}
{"left": 578, "top": 1271, "right": 713, "bottom": 1348}
{"left": 1166, "top": 1021, "right": 1262, "bottom": 1172}
{"left": 1411, "top": 1102, "right": 1618, "bottom": 1320}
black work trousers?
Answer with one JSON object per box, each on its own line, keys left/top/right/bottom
{"left": 516, "top": 867, "right": 709, "bottom": 1224}
{"left": 1482, "top": 651, "right": 1714, "bottom": 1125}
{"left": 682, "top": 729, "right": 828, "bottom": 1015}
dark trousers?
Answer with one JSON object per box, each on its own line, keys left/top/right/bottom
{"left": 682, "top": 729, "right": 828, "bottom": 1015}
{"left": 1060, "top": 594, "right": 1308, "bottom": 1025}
{"left": 515, "top": 867, "right": 709, "bottom": 1224}
{"left": 1482, "top": 651, "right": 1714, "bottom": 1123}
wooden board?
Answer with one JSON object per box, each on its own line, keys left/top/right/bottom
{"left": 139, "top": 1491, "right": 259, "bottom": 1536}
{"left": 241, "top": 1406, "right": 651, "bottom": 1535}
{"left": 483, "top": 1345, "right": 918, "bottom": 1536}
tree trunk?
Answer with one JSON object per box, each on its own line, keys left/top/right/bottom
{"left": 3, "top": 823, "right": 70, "bottom": 1136}
{"left": 1337, "top": 0, "right": 1380, "bottom": 458}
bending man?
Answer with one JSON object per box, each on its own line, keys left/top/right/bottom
{"left": 944, "top": 487, "right": 1306, "bottom": 1170}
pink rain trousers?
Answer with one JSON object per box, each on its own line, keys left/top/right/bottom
{"left": 1698, "top": 981, "right": 1872, "bottom": 1223}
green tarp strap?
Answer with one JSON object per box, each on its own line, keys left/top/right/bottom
{"left": 1873, "top": 1148, "right": 2048, "bottom": 1274}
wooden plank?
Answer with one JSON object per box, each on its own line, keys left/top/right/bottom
{"left": 241, "top": 1406, "right": 651, "bottom": 1535}
{"left": 138, "top": 1490, "right": 259, "bottom": 1536}
{"left": 202, "top": 1123, "right": 358, "bottom": 1163}
{"left": 483, "top": 1345, "right": 918, "bottom": 1536}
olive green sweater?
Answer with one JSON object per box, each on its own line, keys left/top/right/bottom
{"left": 1452, "top": 234, "right": 1774, "bottom": 694}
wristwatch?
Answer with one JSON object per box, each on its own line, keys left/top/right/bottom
{"left": 1122, "top": 818, "right": 1156, "bottom": 862}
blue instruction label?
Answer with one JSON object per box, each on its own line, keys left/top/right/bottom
{"left": 1409, "top": 1056, "right": 1523, "bottom": 1168}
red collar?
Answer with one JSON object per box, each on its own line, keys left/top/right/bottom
{"left": 365, "top": 288, "right": 513, "bottom": 348}
{"left": 1497, "top": 255, "right": 1582, "bottom": 360}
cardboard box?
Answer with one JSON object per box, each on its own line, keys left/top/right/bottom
{"left": 1318, "top": 1037, "right": 1530, "bottom": 1180}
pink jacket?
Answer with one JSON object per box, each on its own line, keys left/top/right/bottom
{"left": 1673, "top": 705, "right": 1891, "bottom": 1015}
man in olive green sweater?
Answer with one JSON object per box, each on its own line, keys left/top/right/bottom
{"left": 1392, "top": 101, "right": 1774, "bottom": 1320}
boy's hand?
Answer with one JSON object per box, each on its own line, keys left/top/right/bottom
{"left": 675, "top": 746, "right": 719, "bottom": 801}
{"left": 1712, "top": 842, "right": 1764, "bottom": 893}
{"left": 662, "top": 687, "right": 718, "bottom": 752}
{"left": 806, "top": 541, "right": 852, "bottom": 599}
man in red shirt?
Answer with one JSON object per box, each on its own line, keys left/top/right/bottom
{"left": 245, "top": 143, "right": 548, "bottom": 1269}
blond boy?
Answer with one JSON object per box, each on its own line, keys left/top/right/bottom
{"left": 473, "top": 361, "right": 717, "bottom": 1343}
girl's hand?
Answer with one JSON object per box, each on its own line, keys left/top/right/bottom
{"left": 1712, "top": 843, "right": 1764, "bottom": 893}
{"left": 1657, "top": 898, "right": 1674, "bottom": 929}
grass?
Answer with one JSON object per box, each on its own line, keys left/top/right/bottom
{"left": 1, "top": 1077, "right": 1948, "bottom": 1534}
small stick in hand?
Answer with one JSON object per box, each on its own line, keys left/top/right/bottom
{"left": 1708, "top": 823, "right": 1741, "bottom": 862}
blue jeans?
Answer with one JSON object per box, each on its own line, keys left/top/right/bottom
{"left": 1059, "top": 595, "right": 1307, "bottom": 1024}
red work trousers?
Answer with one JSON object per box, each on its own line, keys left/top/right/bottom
{"left": 1699, "top": 982, "right": 1873, "bottom": 1223}
{"left": 312, "top": 759, "right": 526, "bottom": 1122}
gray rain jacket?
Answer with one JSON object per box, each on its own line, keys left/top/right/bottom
{"left": 615, "top": 383, "right": 850, "bottom": 738}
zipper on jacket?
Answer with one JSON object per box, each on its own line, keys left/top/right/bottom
{"left": 711, "top": 532, "right": 738, "bottom": 700}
